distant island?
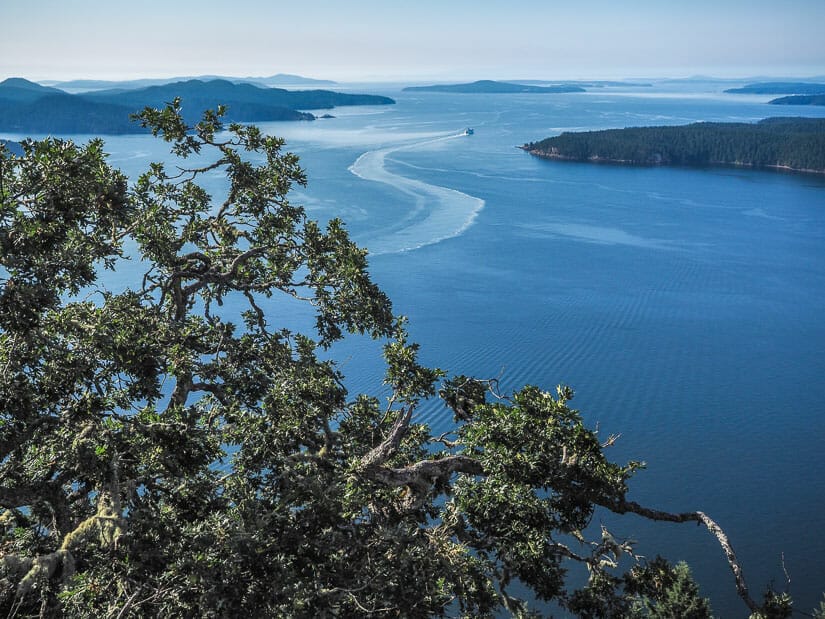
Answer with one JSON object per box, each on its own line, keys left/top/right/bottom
{"left": 725, "top": 82, "right": 825, "bottom": 95}
{"left": 769, "top": 95, "right": 825, "bottom": 106}
{"left": 0, "top": 77, "right": 393, "bottom": 134}
{"left": 402, "top": 80, "right": 585, "bottom": 94}
{"left": 522, "top": 117, "right": 825, "bottom": 174}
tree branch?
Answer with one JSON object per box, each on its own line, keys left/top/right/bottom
{"left": 359, "top": 406, "right": 413, "bottom": 468}
{"left": 179, "top": 246, "right": 268, "bottom": 298}
{"left": 0, "top": 482, "right": 73, "bottom": 536}
{"left": 361, "top": 455, "right": 483, "bottom": 489}
{"left": 602, "top": 498, "right": 759, "bottom": 613}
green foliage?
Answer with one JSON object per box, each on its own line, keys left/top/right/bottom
{"left": 748, "top": 589, "right": 793, "bottom": 619}
{"left": 812, "top": 594, "right": 825, "bottom": 619}
{"left": 0, "top": 103, "right": 793, "bottom": 617}
{"left": 565, "top": 558, "right": 714, "bottom": 618}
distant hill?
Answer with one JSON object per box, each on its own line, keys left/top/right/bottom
{"left": 0, "top": 78, "right": 66, "bottom": 102}
{"left": 0, "top": 78, "right": 393, "bottom": 134}
{"left": 0, "top": 94, "right": 139, "bottom": 133}
{"left": 83, "top": 79, "right": 392, "bottom": 115}
{"left": 402, "top": 80, "right": 585, "bottom": 94}
{"left": 769, "top": 95, "right": 825, "bottom": 106}
{"left": 522, "top": 117, "right": 825, "bottom": 174}
{"left": 43, "top": 73, "right": 336, "bottom": 91}
{"left": 725, "top": 82, "right": 825, "bottom": 95}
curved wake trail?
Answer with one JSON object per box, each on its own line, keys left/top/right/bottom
{"left": 348, "top": 133, "right": 485, "bottom": 255}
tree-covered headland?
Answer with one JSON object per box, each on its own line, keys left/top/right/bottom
{"left": 724, "top": 82, "right": 825, "bottom": 95}
{"left": 769, "top": 95, "right": 825, "bottom": 106}
{"left": 0, "top": 102, "right": 818, "bottom": 617}
{"left": 0, "top": 78, "right": 395, "bottom": 134}
{"left": 523, "top": 118, "right": 825, "bottom": 174}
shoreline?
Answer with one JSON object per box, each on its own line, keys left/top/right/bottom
{"left": 520, "top": 145, "right": 825, "bottom": 176}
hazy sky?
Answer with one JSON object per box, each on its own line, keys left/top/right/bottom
{"left": 3, "top": 0, "right": 824, "bottom": 82}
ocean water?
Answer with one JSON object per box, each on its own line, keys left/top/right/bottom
{"left": 5, "top": 83, "right": 825, "bottom": 616}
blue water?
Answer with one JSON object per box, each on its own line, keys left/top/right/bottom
{"left": 6, "top": 84, "right": 825, "bottom": 616}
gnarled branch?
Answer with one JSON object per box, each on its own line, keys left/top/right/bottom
{"left": 603, "top": 498, "right": 759, "bottom": 613}
{"left": 359, "top": 405, "right": 414, "bottom": 469}
{"left": 361, "top": 455, "right": 483, "bottom": 489}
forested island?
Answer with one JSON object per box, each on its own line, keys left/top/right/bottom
{"left": 725, "top": 82, "right": 825, "bottom": 95}
{"left": 523, "top": 117, "right": 825, "bottom": 174}
{"left": 0, "top": 77, "right": 394, "bottom": 134}
{"left": 403, "top": 80, "right": 584, "bottom": 94}
{"left": 770, "top": 95, "right": 825, "bottom": 106}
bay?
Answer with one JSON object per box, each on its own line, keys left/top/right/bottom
{"left": 5, "top": 82, "right": 825, "bottom": 616}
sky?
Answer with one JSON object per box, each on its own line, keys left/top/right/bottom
{"left": 2, "top": 0, "right": 824, "bottom": 82}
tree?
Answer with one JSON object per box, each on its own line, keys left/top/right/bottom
{"left": 0, "top": 102, "right": 788, "bottom": 617}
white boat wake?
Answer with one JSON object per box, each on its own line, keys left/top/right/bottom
{"left": 348, "top": 132, "right": 485, "bottom": 255}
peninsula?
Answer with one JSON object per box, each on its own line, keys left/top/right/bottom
{"left": 0, "top": 78, "right": 394, "bottom": 134}
{"left": 403, "top": 80, "right": 584, "bottom": 94}
{"left": 769, "top": 95, "right": 825, "bottom": 106}
{"left": 522, "top": 117, "right": 825, "bottom": 174}
{"left": 724, "top": 82, "right": 825, "bottom": 95}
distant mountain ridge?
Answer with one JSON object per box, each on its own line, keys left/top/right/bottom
{"left": 41, "top": 73, "right": 337, "bottom": 91}
{"left": 402, "top": 80, "right": 585, "bottom": 94}
{"left": 0, "top": 78, "right": 393, "bottom": 134}
{"left": 0, "top": 78, "right": 66, "bottom": 102}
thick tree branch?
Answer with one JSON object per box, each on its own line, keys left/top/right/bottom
{"left": 359, "top": 405, "right": 414, "bottom": 468}
{"left": 166, "top": 373, "right": 192, "bottom": 411}
{"left": 361, "top": 455, "right": 483, "bottom": 489}
{"left": 179, "top": 246, "right": 268, "bottom": 297}
{"left": 190, "top": 381, "right": 229, "bottom": 405}
{"left": 0, "top": 482, "right": 73, "bottom": 537}
{"left": 0, "top": 417, "right": 56, "bottom": 462}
